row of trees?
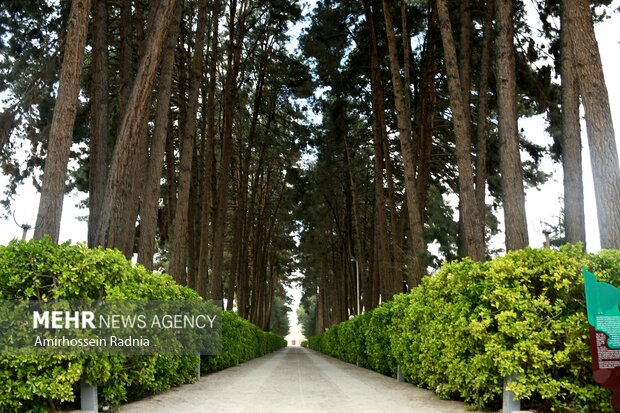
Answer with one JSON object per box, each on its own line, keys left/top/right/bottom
{"left": 0, "top": 0, "right": 308, "bottom": 333}
{"left": 1, "top": 0, "right": 618, "bottom": 337}
{"left": 295, "top": 0, "right": 620, "bottom": 334}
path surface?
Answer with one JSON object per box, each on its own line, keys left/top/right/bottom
{"left": 120, "top": 346, "right": 484, "bottom": 413}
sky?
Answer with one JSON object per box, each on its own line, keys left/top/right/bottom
{"left": 1, "top": 1, "right": 619, "bottom": 335}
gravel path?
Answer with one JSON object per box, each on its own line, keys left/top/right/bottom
{"left": 119, "top": 346, "right": 484, "bottom": 413}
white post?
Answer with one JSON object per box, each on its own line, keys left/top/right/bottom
{"left": 80, "top": 377, "right": 98, "bottom": 412}
{"left": 503, "top": 373, "right": 521, "bottom": 413}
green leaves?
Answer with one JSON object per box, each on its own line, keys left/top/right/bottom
{"left": 202, "top": 311, "right": 286, "bottom": 373}
{"left": 0, "top": 238, "right": 284, "bottom": 411}
{"left": 308, "top": 246, "right": 616, "bottom": 412}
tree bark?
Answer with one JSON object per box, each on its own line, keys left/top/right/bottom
{"left": 88, "top": 0, "right": 109, "bottom": 248}
{"left": 475, "top": 0, "right": 494, "bottom": 246}
{"left": 436, "top": 0, "right": 485, "bottom": 261}
{"left": 458, "top": 0, "right": 472, "bottom": 108}
{"left": 414, "top": 3, "right": 437, "bottom": 230}
{"left": 212, "top": 0, "right": 244, "bottom": 302}
{"left": 382, "top": 0, "right": 426, "bottom": 286}
{"left": 560, "top": 1, "right": 586, "bottom": 247}
{"left": 343, "top": 134, "right": 368, "bottom": 305}
{"left": 563, "top": 0, "right": 620, "bottom": 249}
{"left": 137, "top": 1, "right": 182, "bottom": 269}
{"left": 383, "top": 117, "right": 403, "bottom": 294}
{"left": 118, "top": 0, "right": 133, "bottom": 121}
{"left": 494, "top": 0, "right": 529, "bottom": 251}
{"left": 364, "top": 0, "right": 393, "bottom": 304}
{"left": 456, "top": 0, "right": 472, "bottom": 258}
{"left": 196, "top": 0, "right": 221, "bottom": 299}
{"left": 169, "top": 0, "right": 209, "bottom": 284}
{"left": 96, "top": 0, "right": 179, "bottom": 252}
{"left": 163, "top": 123, "right": 178, "bottom": 245}
{"left": 233, "top": 69, "right": 266, "bottom": 315}
{"left": 34, "top": 0, "right": 91, "bottom": 242}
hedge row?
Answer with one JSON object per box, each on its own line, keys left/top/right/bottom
{"left": 308, "top": 245, "right": 617, "bottom": 412}
{"left": 202, "top": 311, "right": 287, "bottom": 372}
{"left": 0, "top": 238, "right": 285, "bottom": 412}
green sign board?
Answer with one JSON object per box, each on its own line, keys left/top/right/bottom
{"left": 584, "top": 267, "right": 620, "bottom": 412}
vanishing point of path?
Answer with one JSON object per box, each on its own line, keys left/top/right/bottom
{"left": 120, "top": 346, "right": 484, "bottom": 413}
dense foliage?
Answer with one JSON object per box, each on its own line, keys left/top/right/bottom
{"left": 202, "top": 310, "right": 286, "bottom": 373}
{"left": 308, "top": 246, "right": 617, "bottom": 412}
{"left": 0, "top": 238, "right": 285, "bottom": 412}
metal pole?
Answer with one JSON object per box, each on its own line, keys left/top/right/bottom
{"left": 543, "top": 230, "right": 551, "bottom": 249}
{"left": 21, "top": 224, "right": 31, "bottom": 241}
{"left": 13, "top": 213, "right": 31, "bottom": 241}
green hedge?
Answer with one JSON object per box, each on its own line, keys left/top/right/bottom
{"left": 0, "top": 238, "right": 285, "bottom": 412}
{"left": 308, "top": 245, "right": 616, "bottom": 412}
{"left": 202, "top": 311, "right": 286, "bottom": 372}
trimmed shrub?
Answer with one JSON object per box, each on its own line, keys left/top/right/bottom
{"left": 308, "top": 246, "right": 615, "bottom": 412}
{"left": 0, "top": 238, "right": 285, "bottom": 412}
{"left": 201, "top": 311, "right": 286, "bottom": 372}
{"left": 365, "top": 298, "right": 399, "bottom": 375}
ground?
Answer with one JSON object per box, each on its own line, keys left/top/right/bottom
{"left": 118, "top": 346, "right": 484, "bottom": 413}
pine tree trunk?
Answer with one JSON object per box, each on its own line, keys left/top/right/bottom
{"left": 118, "top": 0, "right": 133, "bottom": 120}
{"left": 88, "top": 0, "right": 109, "bottom": 248}
{"left": 436, "top": 0, "right": 485, "bottom": 261}
{"left": 163, "top": 126, "right": 177, "bottom": 245}
{"left": 196, "top": 0, "right": 221, "bottom": 299}
{"left": 382, "top": 0, "right": 426, "bottom": 286}
{"left": 212, "top": 0, "right": 245, "bottom": 302}
{"left": 560, "top": 2, "right": 586, "bottom": 247}
{"left": 233, "top": 71, "right": 266, "bottom": 316}
{"left": 343, "top": 135, "right": 368, "bottom": 306}
{"left": 34, "top": 0, "right": 91, "bottom": 242}
{"left": 121, "top": 123, "right": 149, "bottom": 257}
{"left": 228, "top": 142, "right": 243, "bottom": 311}
{"left": 264, "top": 262, "right": 275, "bottom": 331}
{"left": 365, "top": 0, "right": 393, "bottom": 303}
{"left": 317, "top": 281, "right": 325, "bottom": 334}
{"left": 187, "top": 143, "right": 202, "bottom": 289}
{"left": 458, "top": 0, "right": 472, "bottom": 106}
{"left": 250, "top": 184, "right": 267, "bottom": 324}
{"left": 564, "top": 0, "right": 620, "bottom": 249}
{"left": 494, "top": 0, "right": 529, "bottom": 251}
{"left": 414, "top": 4, "right": 437, "bottom": 231}
{"left": 475, "top": 0, "right": 494, "bottom": 246}
{"left": 247, "top": 143, "right": 266, "bottom": 320}
{"left": 96, "top": 0, "right": 179, "bottom": 251}
{"left": 137, "top": 1, "right": 182, "bottom": 270}
{"left": 225, "top": 132, "right": 246, "bottom": 311}
{"left": 169, "top": 0, "right": 209, "bottom": 284}
{"left": 456, "top": 0, "right": 472, "bottom": 258}
{"left": 383, "top": 123, "right": 402, "bottom": 292}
